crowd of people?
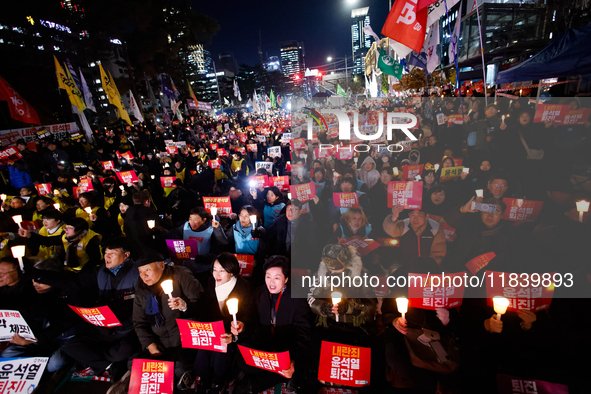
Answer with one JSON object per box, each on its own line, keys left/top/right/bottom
{"left": 0, "top": 94, "right": 590, "bottom": 394}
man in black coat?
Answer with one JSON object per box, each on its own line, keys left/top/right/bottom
{"left": 123, "top": 190, "right": 160, "bottom": 254}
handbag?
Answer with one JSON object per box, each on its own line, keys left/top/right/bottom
{"left": 518, "top": 130, "right": 544, "bottom": 160}
{"left": 404, "top": 326, "right": 460, "bottom": 374}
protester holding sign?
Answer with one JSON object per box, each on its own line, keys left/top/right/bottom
{"left": 251, "top": 186, "right": 286, "bottom": 227}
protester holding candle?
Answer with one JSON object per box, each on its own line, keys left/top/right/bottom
{"left": 216, "top": 205, "right": 267, "bottom": 260}
{"left": 250, "top": 186, "right": 285, "bottom": 227}
{"left": 29, "top": 210, "right": 65, "bottom": 261}
{"left": 76, "top": 192, "right": 109, "bottom": 235}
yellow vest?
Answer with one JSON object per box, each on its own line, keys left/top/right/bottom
{"left": 62, "top": 229, "right": 102, "bottom": 272}
{"left": 175, "top": 168, "right": 186, "bottom": 183}
{"left": 32, "top": 211, "right": 43, "bottom": 225}
{"left": 231, "top": 158, "right": 249, "bottom": 175}
{"left": 118, "top": 213, "right": 125, "bottom": 236}
{"left": 37, "top": 224, "right": 65, "bottom": 260}
{"left": 214, "top": 168, "right": 228, "bottom": 183}
{"left": 104, "top": 195, "right": 116, "bottom": 211}
{"left": 76, "top": 206, "right": 100, "bottom": 228}
{"left": 0, "top": 239, "right": 10, "bottom": 260}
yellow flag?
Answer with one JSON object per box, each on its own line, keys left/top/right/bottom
{"left": 54, "top": 56, "right": 86, "bottom": 112}
{"left": 188, "top": 81, "right": 198, "bottom": 107}
{"left": 99, "top": 63, "right": 132, "bottom": 126}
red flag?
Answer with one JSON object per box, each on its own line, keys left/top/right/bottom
{"left": 0, "top": 75, "right": 41, "bottom": 125}
{"left": 381, "top": 0, "right": 428, "bottom": 53}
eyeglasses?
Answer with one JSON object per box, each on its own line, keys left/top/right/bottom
{"left": 0, "top": 270, "right": 16, "bottom": 277}
{"left": 492, "top": 184, "right": 507, "bottom": 188}
{"left": 288, "top": 208, "right": 300, "bottom": 212}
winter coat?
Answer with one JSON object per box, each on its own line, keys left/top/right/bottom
{"left": 198, "top": 276, "right": 253, "bottom": 332}
{"left": 356, "top": 156, "right": 380, "bottom": 189}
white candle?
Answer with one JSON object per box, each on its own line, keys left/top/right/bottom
{"left": 415, "top": 175, "right": 422, "bottom": 181}
{"left": 119, "top": 185, "right": 125, "bottom": 191}
{"left": 147, "top": 220, "right": 156, "bottom": 229}
{"left": 151, "top": 175, "right": 155, "bottom": 179}
{"left": 434, "top": 164, "right": 440, "bottom": 171}
{"left": 492, "top": 296, "right": 510, "bottom": 321}
{"left": 226, "top": 298, "right": 239, "bottom": 328}
{"left": 250, "top": 215, "right": 257, "bottom": 229}
{"left": 84, "top": 207, "right": 92, "bottom": 214}
{"left": 12, "top": 215, "right": 23, "bottom": 229}
{"left": 331, "top": 291, "right": 342, "bottom": 322}
{"left": 476, "top": 189, "right": 484, "bottom": 198}
{"left": 11, "top": 245, "right": 26, "bottom": 272}
{"left": 161, "top": 279, "right": 174, "bottom": 300}
{"left": 287, "top": 193, "right": 292, "bottom": 200}
{"left": 396, "top": 297, "right": 409, "bottom": 324}
{"left": 73, "top": 178, "right": 78, "bottom": 184}
{"left": 576, "top": 200, "right": 589, "bottom": 223}
{"left": 54, "top": 189, "right": 60, "bottom": 196}
{"left": 53, "top": 203, "right": 60, "bottom": 210}
{"left": 210, "top": 207, "right": 218, "bottom": 218}
{"left": 0, "top": 194, "right": 5, "bottom": 212}
{"left": 354, "top": 157, "right": 358, "bottom": 164}
{"left": 393, "top": 168, "right": 399, "bottom": 176}
{"left": 502, "top": 115, "right": 505, "bottom": 124}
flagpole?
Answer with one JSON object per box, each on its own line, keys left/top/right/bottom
{"left": 213, "top": 63, "right": 224, "bottom": 115}
{"left": 444, "top": 0, "right": 464, "bottom": 114}
{"left": 475, "top": 1, "right": 488, "bottom": 105}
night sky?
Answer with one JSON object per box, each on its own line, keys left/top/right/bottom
{"left": 191, "top": 0, "right": 391, "bottom": 71}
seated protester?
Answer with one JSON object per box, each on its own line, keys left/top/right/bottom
{"left": 457, "top": 157, "right": 494, "bottom": 202}
{"left": 1, "top": 196, "right": 31, "bottom": 222}
{"left": 368, "top": 166, "right": 394, "bottom": 235}
{"left": 193, "top": 253, "right": 253, "bottom": 393}
{"left": 229, "top": 186, "right": 249, "bottom": 215}
{"left": 422, "top": 168, "right": 438, "bottom": 192}
{"left": 422, "top": 184, "right": 453, "bottom": 218}
{"left": 116, "top": 196, "right": 133, "bottom": 237}
{"left": 266, "top": 199, "right": 318, "bottom": 272}
{"left": 342, "top": 167, "right": 369, "bottom": 193}
{"left": 217, "top": 205, "right": 267, "bottom": 259}
{"left": 101, "top": 177, "right": 120, "bottom": 213}
{"left": 332, "top": 207, "right": 373, "bottom": 241}
{"left": 49, "top": 240, "right": 142, "bottom": 383}
{"left": 443, "top": 197, "right": 517, "bottom": 272}
{"left": 381, "top": 257, "right": 460, "bottom": 392}
{"left": 0, "top": 257, "right": 37, "bottom": 314}
{"left": 2, "top": 258, "right": 84, "bottom": 374}
{"left": 327, "top": 177, "right": 371, "bottom": 230}
{"left": 32, "top": 210, "right": 66, "bottom": 261}
{"left": 250, "top": 186, "right": 286, "bottom": 227}
{"left": 20, "top": 186, "right": 38, "bottom": 212}
{"left": 355, "top": 156, "right": 380, "bottom": 189}
{"left": 231, "top": 151, "right": 249, "bottom": 178}
{"left": 33, "top": 196, "right": 56, "bottom": 226}
{"left": 312, "top": 167, "right": 333, "bottom": 204}
{"left": 19, "top": 217, "right": 103, "bottom": 273}
{"left": 76, "top": 192, "right": 110, "bottom": 236}
{"left": 129, "top": 250, "right": 203, "bottom": 391}
{"left": 382, "top": 205, "right": 447, "bottom": 267}
{"left": 484, "top": 173, "right": 514, "bottom": 200}
{"left": 232, "top": 256, "right": 311, "bottom": 394}
{"left": 123, "top": 190, "right": 159, "bottom": 252}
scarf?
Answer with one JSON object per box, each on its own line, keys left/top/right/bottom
{"left": 65, "top": 230, "right": 88, "bottom": 268}
{"left": 145, "top": 282, "right": 166, "bottom": 327}
{"left": 215, "top": 276, "right": 237, "bottom": 312}
{"left": 234, "top": 221, "right": 252, "bottom": 238}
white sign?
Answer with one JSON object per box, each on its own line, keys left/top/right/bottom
{"left": 281, "top": 133, "right": 292, "bottom": 143}
{"left": 256, "top": 135, "right": 266, "bottom": 143}
{"left": 0, "top": 357, "right": 48, "bottom": 392}
{"left": 0, "top": 122, "right": 79, "bottom": 147}
{"left": 255, "top": 162, "right": 273, "bottom": 172}
{"left": 267, "top": 146, "right": 281, "bottom": 158}
{"left": 0, "top": 310, "right": 36, "bottom": 341}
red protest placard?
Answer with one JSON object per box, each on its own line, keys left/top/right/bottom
{"left": 210, "top": 143, "right": 218, "bottom": 151}
{"left": 239, "top": 133, "right": 247, "bottom": 143}
{"left": 35, "top": 183, "right": 52, "bottom": 196}
{"left": 79, "top": 178, "right": 94, "bottom": 192}
{"left": 496, "top": 374, "right": 569, "bottom": 394}
{"left": 237, "top": 147, "right": 246, "bottom": 155}
{"left": 68, "top": 305, "right": 122, "bottom": 327}
{"left": 72, "top": 186, "right": 82, "bottom": 199}
{"left": 249, "top": 175, "right": 269, "bottom": 189}
{"left": 314, "top": 147, "right": 333, "bottom": 159}
{"left": 427, "top": 215, "right": 457, "bottom": 242}
{"left": 166, "top": 146, "right": 178, "bottom": 155}
{"left": 465, "top": 252, "right": 496, "bottom": 275}
{"left": 318, "top": 341, "right": 371, "bottom": 387}
{"left": 102, "top": 161, "right": 114, "bottom": 170}
{"left": 333, "top": 193, "right": 359, "bottom": 208}
{"left": 208, "top": 159, "right": 221, "bottom": 169}
{"left": 235, "top": 254, "right": 255, "bottom": 277}
{"left": 21, "top": 220, "right": 40, "bottom": 232}
{"left": 439, "top": 166, "right": 464, "bottom": 182}
{"left": 502, "top": 198, "right": 544, "bottom": 222}
{"left": 121, "top": 151, "right": 134, "bottom": 161}
{"left": 128, "top": 359, "right": 174, "bottom": 394}
{"left": 203, "top": 196, "right": 232, "bottom": 217}
{"left": 238, "top": 345, "right": 290, "bottom": 376}
{"left": 485, "top": 271, "right": 555, "bottom": 312}
{"left": 446, "top": 114, "right": 464, "bottom": 125}
{"left": 533, "top": 104, "right": 568, "bottom": 123}
{"left": 160, "top": 176, "right": 177, "bottom": 189}
{"left": 217, "top": 148, "right": 227, "bottom": 157}
{"left": 407, "top": 272, "right": 466, "bottom": 310}
{"left": 269, "top": 176, "right": 289, "bottom": 191}
{"left": 290, "top": 182, "right": 316, "bottom": 203}
{"left": 335, "top": 148, "right": 354, "bottom": 160}
{"left": 177, "top": 319, "right": 227, "bottom": 353}
{"left": 292, "top": 138, "right": 306, "bottom": 150}
{"left": 116, "top": 171, "right": 139, "bottom": 184}
{"left": 558, "top": 108, "right": 591, "bottom": 125}
{"left": 402, "top": 164, "right": 424, "bottom": 181}
{"left": 165, "top": 239, "right": 198, "bottom": 261}
{"left": 0, "top": 146, "right": 23, "bottom": 165}
{"left": 247, "top": 144, "right": 258, "bottom": 152}
{"left": 341, "top": 237, "right": 379, "bottom": 257}
{"left": 387, "top": 181, "right": 422, "bottom": 209}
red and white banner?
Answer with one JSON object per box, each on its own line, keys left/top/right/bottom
{"left": 102, "top": 161, "right": 114, "bottom": 170}
{"left": 465, "top": 252, "right": 496, "bottom": 275}
{"left": 249, "top": 175, "right": 269, "bottom": 189}
{"left": 387, "top": 181, "right": 422, "bottom": 209}
{"left": 315, "top": 147, "right": 333, "bottom": 159}
{"left": 0, "top": 75, "right": 41, "bottom": 125}
{"left": 318, "top": 341, "right": 371, "bottom": 387}
{"left": 0, "top": 122, "right": 78, "bottom": 147}
{"left": 79, "top": 178, "right": 94, "bottom": 192}
{"left": 203, "top": 196, "right": 232, "bottom": 217}
{"left": 269, "top": 176, "right": 289, "bottom": 191}
{"left": 217, "top": 148, "right": 227, "bottom": 157}
{"left": 238, "top": 345, "right": 290, "bottom": 376}
{"left": 533, "top": 104, "right": 567, "bottom": 123}
{"left": 161, "top": 176, "right": 177, "bottom": 189}
{"left": 210, "top": 143, "right": 218, "bottom": 151}
{"left": 247, "top": 144, "right": 258, "bottom": 152}
{"left": 116, "top": 171, "right": 139, "bottom": 184}
{"left": 128, "top": 359, "right": 174, "bottom": 394}
{"left": 121, "top": 151, "right": 134, "bottom": 161}
{"left": 208, "top": 159, "right": 221, "bottom": 169}
{"left": 35, "top": 183, "right": 52, "bottom": 196}
{"left": 502, "top": 198, "right": 544, "bottom": 222}
{"left": 402, "top": 164, "right": 423, "bottom": 180}
{"left": 381, "top": 0, "right": 428, "bottom": 54}
{"left": 0, "top": 357, "right": 48, "bottom": 394}
{"left": 177, "top": 319, "right": 227, "bottom": 353}
{"left": 235, "top": 254, "right": 255, "bottom": 277}
{"left": 68, "top": 305, "right": 122, "bottom": 327}
{"left": 485, "top": 271, "right": 555, "bottom": 312}
{"left": 446, "top": 114, "right": 464, "bottom": 125}
{"left": 407, "top": 272, "right": 466, "bottom": 309}
{"left": 292, "top": 138, "right": 306, "bottom": 150}
{"left": 21, "top": 220, "right": 40, "bottom": 232}
{"left": 0, "top": 146, "right": 23, "bottom": 165}
{"left": 496, "top": 374, "right": 568, "bottom": 394}
{"left": 335, "top": 148, "right": 354, "bottom": 160}
{"left": 166, "top": 146, "right": 178, "bottom": 155}
{"left": 559, "top": 108, "right": 591, "bottom": 125}
{"left": 290, "top": 182, "right": 316, "bottom": 203}
{"left": 333, "top": 193, "right": 359, "bottom": 209}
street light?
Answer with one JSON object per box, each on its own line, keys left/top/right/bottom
{"left": 327, "top": 56, "right": 333, "bottom": 62}
{"left": 325, "top": 56, "right": 349, "bottom": 87}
